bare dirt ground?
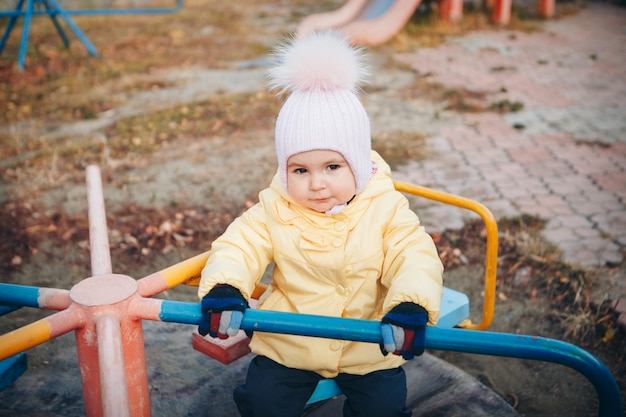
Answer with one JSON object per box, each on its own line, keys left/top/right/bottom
{"left": 0, "top": 1, "right": 624, "bottom": 416}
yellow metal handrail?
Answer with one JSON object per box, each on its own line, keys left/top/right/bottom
{"left": 170, "top": 180, "right": 498, "bottom": 331}
{"left": 393, "top": 180, "right": 498, "bottom": 330}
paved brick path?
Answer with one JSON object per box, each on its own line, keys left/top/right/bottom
{"left": 392, "top": 2, "right": 626, "bottom": 267}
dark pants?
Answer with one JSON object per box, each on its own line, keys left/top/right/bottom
{"left": 234, "top": 356, "right": 411, "bottom": 417}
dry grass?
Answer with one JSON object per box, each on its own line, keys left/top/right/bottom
{"left": 373, "top": 130, "right": 429, "bottom": 168}
{"left": 437, "top": 215, "right": 626, "bottom": 362}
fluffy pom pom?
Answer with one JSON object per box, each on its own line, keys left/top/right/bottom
{"left": 268, "top": 31, "right": 369, "bottom": 94}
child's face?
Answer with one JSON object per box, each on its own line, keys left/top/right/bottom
{"left": 286, "top": 150, "right": 356, "bottom": 213}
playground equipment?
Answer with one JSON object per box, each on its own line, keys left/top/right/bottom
{"left": 0, "top": 0, "right": 556, "bottom": 70}
{"left": 297, "top": 0, "right": 426, "bottom": 46}
{"left": 0, "top": 165, "right": 622, "bottom": 417}
{"left": 0, "top": 0, "right": 183, "bottom": 70}
{"left": 296, "top": 0, "right": 557, "bottom": 46}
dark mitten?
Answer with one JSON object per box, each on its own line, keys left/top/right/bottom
{"left": 198, "top": 284, "right": 248, "bottom": 339}
{"left": 380, "top": 302, "right": 429, "bottom": 360}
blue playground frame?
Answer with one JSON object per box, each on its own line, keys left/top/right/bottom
{"left": 0, "top": 165, "right": 622, "bottom": 415}
{"left": 0, "top": 289, "right": 622, "bottom": 416}
{"left": 164, "top": 303, "right": 623, "bottom": 416}
{"left": 0, "top": 0, "right": 183, "bottom": 70}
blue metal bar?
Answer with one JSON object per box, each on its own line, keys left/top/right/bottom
{"left": 0, "top": 0, "right": 83, "bottom": 70}
{"left": 0, "top": 288, "right": 620, "bottom": 414}
{"left": 0, "top": 0, "right": 183, "bottom": 17}
{"left": 42, "top": 0, "right": 70, "bottom": 47}
{"left": 158, "top": 301, "right": 622, "bottom": 417}
{"left": 61, "top": 0, "right": 183, "bottom": 16}
{"left": 0, "top": 353, "right": 28, "bottom": 391}
{"left": 428, "top": 328, "right": 623, "bottom": 417}
{"left": 0, "top": 305, "right": 22, "bottom": 316}
{"left": 159, "top": 298, "right": 201, "bottom": 324}
{"left": 18, "top": 0, "right": 34, "bottom": 70}
{"left": 0, "top": 284, "right": 41, "bottom": 308}
{"left": 0, "top": 283, "right": 71, "bottom": 314}
{"left": 43, "top": 0, "right": 99, "bottom": 58}
{"left": 0, "top": 0, "right": 25, "bottom": 53}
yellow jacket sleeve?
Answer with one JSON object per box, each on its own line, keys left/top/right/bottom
{"left": 198, "top": 201, "right": 273, "bottom": 301}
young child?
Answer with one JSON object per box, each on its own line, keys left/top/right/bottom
{"left": 197, "top": 31, "right": 443, "bottom": 417}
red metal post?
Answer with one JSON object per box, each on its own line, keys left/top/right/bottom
{"left": 71, "top": 274, "right": 152, "bottom": 417}
{"left": 74, "top": 322, "right": 103, "bottom": 417}
{"left": 492, "top": 0, "right": 512, "bottom": 25}
{"left": 70, "top": 165, "right": 152, "bottom": 417}
{"left": 120, "top": 314, "right": 151, "bottom": 416}
{"left": 439, "top": 0, "right": 464, "bottom": 23}
{"left": 538, "top": 0, "right": 555, "bottom": 18}
{"left": 97, "top": 313, "right": 131, "bottom": 417}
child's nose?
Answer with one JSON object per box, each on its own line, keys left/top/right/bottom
{"left": 309, "top": 173, "right": 325, "bottom": 190}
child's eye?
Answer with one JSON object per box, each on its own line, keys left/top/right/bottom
{"left": 327, "top": 164, "right": 340, "bottom": 171}
{"left": 294, "top": 168, "right": 307, "bottom": 174}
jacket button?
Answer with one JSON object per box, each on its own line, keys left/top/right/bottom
{"left": 335, "top": 285, "right": 346, "bottom": 295}
{"left": 334, "top": 222, "right": 346, "bottom": 232}
{"left": 330, "top": 340, "right": 342, "bottom": 351}
{"left": 332, "top": 238, "right": 343, "bottom": 247}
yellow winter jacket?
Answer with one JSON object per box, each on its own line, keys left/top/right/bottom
{"left": 199, "top": 151, "right": 443, "bottom": 378}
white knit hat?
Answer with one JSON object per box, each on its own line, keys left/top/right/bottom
{"left": 268, "top": 31, "right": 372, "bottom": 194}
